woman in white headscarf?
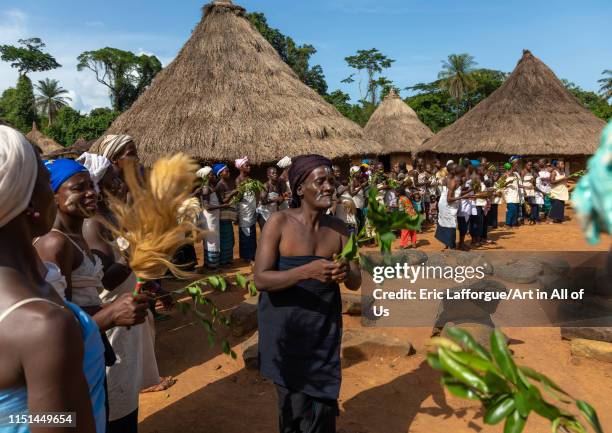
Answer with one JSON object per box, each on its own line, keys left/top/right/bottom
{"left": 196, "top": 166, "right": 224, "bottom": 269}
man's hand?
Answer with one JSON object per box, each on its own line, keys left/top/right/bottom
{"left": 303, "top": 259, "right": 350, "bottom": 284}
{"left": 109, "top": 293, "right": 151, "bottom": 327}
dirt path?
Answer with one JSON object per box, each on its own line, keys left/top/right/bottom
{"left": 138, "top": 208, "right": 610, "bottom": 433}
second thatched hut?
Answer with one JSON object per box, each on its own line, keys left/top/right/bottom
{"left": 105, "top": 0, "right": 380, "bottom": 168}
{"left": 420, "top": 50, "right": 606, "bottom": 168}
{"left": 364, "top": 89, "right": 433, "bottom": 168}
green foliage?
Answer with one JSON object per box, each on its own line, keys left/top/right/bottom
{"left": 428, "top": 328, "right": 604, "bottom": 433}
{"left": 1, "top": 75, "right": 38, "bottom": 132}
{"left": 45, "top": 106, "right": 119, "bottom": 145}
{"left": 230, "top": 179, "right": 266, "bottom": 205}
{"left": 35, "top": 78, "right": 71, "bottom": 125}
{"left": 405, "top": 68, "right": 507, "bottom": 131}
{"left": 0, "top": 38, "right": 60, "bottom": 76}
{"left": 77, "top": 47, "right": 162, "bottom": 112}
{"left": 597, "top": 70, "right": 612, "bottom": 101}
{"left": 247, "top": 12, "right": 328, "bottom": 95}
{"left": 563, "top": 80, "right": 612, "bottom": 121}
{"left": 437, "top": 53, "right": 478, "bottom": 117}
{"left": 343, "top": 48, "right": 395, "bottom": 105}
{"left": 324, "top": 90, "right": 376, "bottom": 126}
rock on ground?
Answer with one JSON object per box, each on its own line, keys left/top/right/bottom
{"left": 230, "top": 296, "right": 258, "bottom": 337}
{"left": 442, "top": 322, "right": 494, "bottom": 350}
{"left": 570, "top": 338, "right": 612, "bottom": 363}
{"left": 561, "top": 327, "right": 612, "bottom": 343}
{"left": 241, "top": 332, "right": 259, "bottom": 370}
{"left": 341, "top": 329, "right": 415, "bottom": 364}
{"left": 493, "top": 259, "right": 543, "bottom": 284}
{"left": 341, "top": 293, "right": 374, "bottom": 316}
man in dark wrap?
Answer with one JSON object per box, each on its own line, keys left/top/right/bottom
{"left": 254, "top": 155, "right": 361, "bottom": 433}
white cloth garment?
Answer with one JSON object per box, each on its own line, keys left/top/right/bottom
{"left": 77, "top": 152, "right": 111, "bottom": 192}
{"left": 200, "top": 189, "right": 220, "bottom": 253}
{"left": 534, "top": 177, "right": 546, "bottom": 205}
{"left": 277, "top": 156, "right": 292, "bottom": 169}
{"left": 197, "top": 166, "right": 212, "bottom": 179}
{"left": 44, "top": 261, "right": 67, "bottom": 300}
{"left": 503, "top": 173, "right": 521, "bottom": 204}
{"left": 238, "top": 191, "right": 257, "bottom": 234}
{"left": 437, "top": 185, "right": 460, "bottom": 228}
{"left": 0, "top": 125, "right": 37, "bottom": 228}
{"left": 550, "top": 171, "right": 569, "bottom": 201}
{"left": 257, "top": 191, "right": 279, "bottom": 222}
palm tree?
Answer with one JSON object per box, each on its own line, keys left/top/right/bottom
{"left": 438, "top": 53, "right": 477, "bottom": 119}
{"left": 35, "top": 78, "right": 71, "bottom": 125}
{"left": 598, "top": 69, "right": 612, "bottom": 101}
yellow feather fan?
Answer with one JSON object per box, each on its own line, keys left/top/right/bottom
{"left": 105, "top": 153, "right": 203, "bottom": 283}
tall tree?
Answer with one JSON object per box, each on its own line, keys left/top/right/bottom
{"left": 0, "top": 38, "right": 60, "bottom": 76}
{"left": 35, "top": 78, "right": 72, "bottom": 125}
{"left": 438, "top": 53, "right": 477, "bottom": 118}
{"left": 598, "top": 69, "right": 612, "bottom": 101}
{"left": 45, "top": 106, "right": 119, "bottom": 145}
{"left": 9, "top": 75, "right": 37, "bottom": 132}
{"left": 563, "top": 79, "right": 612, "bottom": 121}
{"left": 77, "top": 48, "right": 162, "bottom": 111}
{"left": 247, "top": 12, "right": 328, "bottom": 95}
{"left": 342, "top": 48, "right": 395, "bottom": 105}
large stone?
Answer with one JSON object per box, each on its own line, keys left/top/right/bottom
{"left": 442, "top": 322, "right": 494, "bottom": 350}
{"left": 230, "top": 296, "right": 258, "bottom": 337}
{"left": 241, "top": 332, "right": 259, "bottom": 370}
{"left": 537, "top": 257, "right": 571, "bottom": 276}
{"left": 561, "top": 327, "right": 612, "bottom": 343}
{"left": 493, "top": 259, "right": 543, "bottom": 284}
{"left": 341, "top": 293, "right": 374, "bottom": 316}
{"left": 455, "top": 252, "right": 494, "bottom": 275}
{"left": 570, "top": 338, "right": 612, "bottom": 363}
{"left": 341, "top": 329, "right": 415, "bottom": 363}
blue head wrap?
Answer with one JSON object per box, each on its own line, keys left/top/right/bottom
{"left": 470, "top": 159, "right": 481, "bottom": 167}
{"left": 212, "top": 163, "right": 228, "bottom": 177}
{"left": 44, "top": 158, "right": 89, "bottom": 192}
{"left": 509, "top": 155, "right": 521, "bottom": 163}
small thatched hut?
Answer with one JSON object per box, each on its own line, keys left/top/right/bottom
{"left": 420, "top": 50, "right": 606, "bottom": 167}
{"left": 364, "top": 89, "right": 433, "bottom": 168}
{"left": 46, "top": 137, "right": 96, "bottom": 160}
{"left": 106, "top": 0, "right": 380, "bottom": 167}
{"left": 25, "top": 122, "right": 63, "bottom": 155}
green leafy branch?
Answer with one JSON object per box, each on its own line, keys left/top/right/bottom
{"left": 427, "top": 328, "right": 604, "bottom": 433}
{"left": 230, "top": 179, "right": 266, "bottom": 205}
{"left": 160, "top": 273, "right": 259, "bottom": 359}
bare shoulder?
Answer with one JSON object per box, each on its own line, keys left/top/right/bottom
{"left": 35, "top": 230, "right": 69, "bottom": 253}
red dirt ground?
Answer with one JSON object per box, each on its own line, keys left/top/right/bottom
{"left": 139, "top": 206, "right": 611, "bottom": 433}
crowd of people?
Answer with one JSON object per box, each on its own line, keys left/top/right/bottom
{"left": 0, "top": 121, "right": 575, "bottom": 433}
{"left": 194, "top": 153, "right": 572, "bottom": 260}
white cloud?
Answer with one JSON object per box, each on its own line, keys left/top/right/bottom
{"left": 0, "top": 8, "right": 181, "bottom": 114}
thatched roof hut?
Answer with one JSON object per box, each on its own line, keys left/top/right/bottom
{"left": 364, "top": 89, "right": 433, "bottom": 155}
{"left": 25, "top": 122, "right": 63, "bottom": 155}
{"left": 421, "top": 50, "right": 606, "bottom": 156}
{"left": 106, "top": 0, "right": 380, "bottom": 166}
{"left": 46, "top": 137, "right": 96, "bottom": 159}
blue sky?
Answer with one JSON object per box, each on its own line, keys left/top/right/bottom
{"left": 1, "top": 0, "right": 610, "bottom": 112}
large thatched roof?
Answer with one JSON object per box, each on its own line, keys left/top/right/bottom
{"left": 25, "top": 122, "right": 63, "bottom": 155}
{"left": 106, "top": 1, "right": 380, "bottom": 165}
{"left": 364, "top": 89, "right": 433, "bottom": 155}
{"left": 421, "top": 50, "right": 606, "bottom": 156}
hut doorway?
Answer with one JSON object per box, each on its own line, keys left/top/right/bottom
{"left": 380, "top": 155, "right": 391, "bottom": 172}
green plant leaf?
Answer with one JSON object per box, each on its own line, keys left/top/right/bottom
{"left": 504, "top": 410, "right": 527, "bottom": 433}
{"left": 576, "top": 400, "right": 603, "bottom": 433}
{"left": 221, "top": 340, "right": 232, "bottom": 355}
{"left": 448, "top": 350, "right": 496, "bottom": 373}
{"left": 438, "top": 348, "right": 489, "bottom": 394}
{"left": 441, "top": 376, "right": 481, "bottom": 400}
{"left": 514, "top": 388, "right": 533, "bottom": 418}
{"left": 235, "top": 273, "right": 248, "bottom": 289}
{"left": 426, "top": 353, "right": 442, "bottom": 371}
{"left": 429, "top": 337, "right": 462, "bottom": 352}
{"left": 490, "top": 330, "right": 518, "bottom": 385}
{"left": 218, "top": 276, "right": 228, "bottom": 292}
{"left": 484, "top": 396, "right": 516, "bottom": 425}
{"left": 483, "top": 371, "right": 512, "bottom": 394}
{"left": 247, "top": 280, "right": 258, "bottom": 297}
{"left": 445, "top": 327, "right": 492, "bottom": 360}
{"left": 519, "top": 366, "right": 572, "bottom": 400}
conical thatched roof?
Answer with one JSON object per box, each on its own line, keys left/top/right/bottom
{"left": 421, "top": 50, "right": 606, "bottom": 156}
{"left": 106, "top": 1, "right": 380, "bottom": 165}
{"left": 364, "top": 89, "right": 433, "bottom": 155}
{"left": 25, "top": 122, "right": 63, "bottom": 155}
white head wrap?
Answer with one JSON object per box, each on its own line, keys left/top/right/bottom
{"left": 0, "top": 126, "right": 38, "bottom": 228}
{"left": 446, "top": 160, "right": 455, "bottom": 167}
{"left": 196, "top": 166, "right": 212, "bottom": 179}
{"left": 277, "top": 156, "right": 292, "bottom": 169}
{"left": 95, "top": 134, "right": 134, "bottom": 161}
{"left": 77, "top": 152, "right": 111, "bottom": 192}
{"left": 235, "top": 156, "right": 249, "bottom": 169}
{"left": 349, "top": 165, "right": 360, "bottom": 175}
